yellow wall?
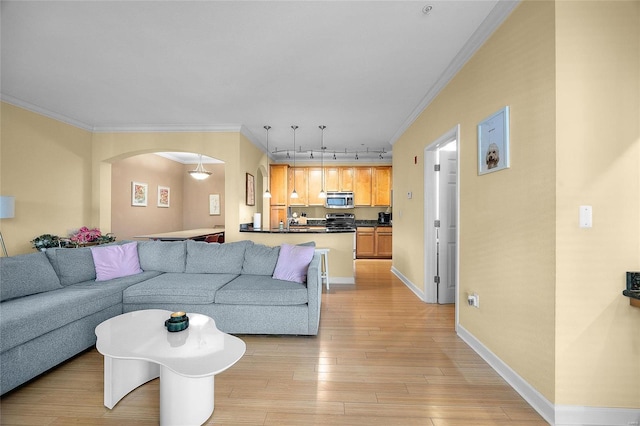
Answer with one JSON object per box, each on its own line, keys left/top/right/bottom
{"left": 0, "top": 103, "right": 93, "bottom": 255}
{"left": 393, "top": 0, "right": 640, "bottom": 410}
{"left": 555, "top": 1, "right": 640, "bottom": 407}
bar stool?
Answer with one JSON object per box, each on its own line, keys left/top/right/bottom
{"left": 315, "top": 248, "right": 330, "bottom": 290}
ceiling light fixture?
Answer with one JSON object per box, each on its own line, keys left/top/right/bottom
{"left": 188, "top": 154, "right": 212, "bottom": 180}
{"left": 263, "top": 126, "right": 272, "bottom": 198}
{"left": 422, "top": 5, "right": 433, "bottom": 15}
{"left": 319, "top": 125, "right": 327, "bottom": 199}
{"left": 290, "top": 125, "right": 299, "bottom": 199}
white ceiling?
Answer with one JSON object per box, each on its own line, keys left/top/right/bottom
{"left": 1, "top": 1, "right": 518, "bottom": 162}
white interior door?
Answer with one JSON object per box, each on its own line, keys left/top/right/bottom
{"left": 437, "top": 147, "right": 457, "bottom": 304}
{"left": 424, "top": 126, "right": 459, "bottom": 305}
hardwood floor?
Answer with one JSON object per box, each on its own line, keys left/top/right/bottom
{"left": 0, "top": 259, "right": 547, "bottom": 425}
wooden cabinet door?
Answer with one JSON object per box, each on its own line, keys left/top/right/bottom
{"left": 270, "top": 165, "right": 288, "bottom": 206}
{"left": 375, "top": 227, "right": 393, "bottom": 258}
{"left": 270, "top": 206, "right": 287, "bottom": 229}
{"left": 372, "top": 166, "right": 392, "bottom": 206}
{"left": 288, "top": 167, "right": 307, "bottom": 206}
{"left": 307, "top": 167, "right": 325, "bottom": 206}
{"left": 354, "top": 167, "right": 372, "bottom": 206}
{"left": 340, "top": 167, "right": 354, "bottom": 191}
{"left": 324, "top": 167, "right": 340, "bottom": 192}
{"left": 356, "top": 227, "right": 375, "bottom": 258}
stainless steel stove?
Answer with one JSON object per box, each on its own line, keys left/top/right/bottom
{"left": 325, "top": 213, "right": 356, "bottom": 232}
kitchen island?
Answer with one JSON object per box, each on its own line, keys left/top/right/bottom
{"left": 240, "top": 227, "right": 355, "bottom": 285}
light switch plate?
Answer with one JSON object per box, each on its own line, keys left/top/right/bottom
{"left": 579, "top": 205, "right": 592, "bottom": 228}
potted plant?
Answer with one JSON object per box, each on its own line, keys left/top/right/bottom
{"left": 31, "top": 234, "right": 62, "bottom": 251}
{"left": 68, "top": 227, "right": 116, "bottom": 247}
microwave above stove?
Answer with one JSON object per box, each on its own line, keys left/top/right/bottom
{"left": 325, "top": 192, "right": 354, "bottom": 209}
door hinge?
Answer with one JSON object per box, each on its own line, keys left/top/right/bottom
{"left": 434, "top": 220, "right": 440, "bottom": 228}
{"left": 434, "top": 276, "right": 440, "bottom": 284}
{"left": 434, "top": 164, "right": 440, "bottom": 172}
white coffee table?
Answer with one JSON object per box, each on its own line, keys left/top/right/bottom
{"left": 95, "top": 309, "right": 245, "bottom": 426}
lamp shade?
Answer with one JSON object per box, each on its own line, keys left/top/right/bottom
{"left": 0, "top": 196, "right": 15, "bottom": 219}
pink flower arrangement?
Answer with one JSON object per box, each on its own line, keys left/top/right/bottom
{"left": 70, "top": 227, "right": 102, "bottom": 244}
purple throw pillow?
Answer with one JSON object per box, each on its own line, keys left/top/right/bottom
{"left": 90, "top": 242, "right": 143, "bottom": 281}
{"left": 272, "top": 243, "right": 315, "bottom": 283}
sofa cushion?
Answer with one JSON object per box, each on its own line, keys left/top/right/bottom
{"left": 0, "top": 252, "right": 63, "bottom": 301}
{"left": 214, "top": 275, "right": 309, "bottom": 306}
{"left": 45, "top": 247, "right": 96, "bottom": 286}
{"left": 137, "top": 241, "right": 186, "bottom": 272}
{"left": 241, "top": 242, "right": 280, "bottom": 275}
{"left": 272, "top": 243, "right": 315, "bottom": 283}
{"left": 123, "top": 273, "right": 238, "bottom": 305}
{"left": 91, "top": 242, "right": 143, "bottom": 281}
{"left": 186, "top": 240, "right": 250, "bottom": 274}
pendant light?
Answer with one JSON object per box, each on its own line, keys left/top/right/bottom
{"left": 263, "top": 125, "right": 272, "bottom": 198}
{"left": 290, "top": 125, "right": 299, "bottom": 199}
{"left": 188, "top": 154, "right": 212, "bottom": 180}
{"left": 318, "top": 125, "right": 326, "bottom": 199}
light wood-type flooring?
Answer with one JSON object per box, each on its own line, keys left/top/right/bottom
{"left": 0, "top": 259, "right": 547, "bottom": 425}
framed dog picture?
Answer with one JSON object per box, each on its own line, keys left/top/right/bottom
{"left": 478, "top": 106, "right": 510, "bottom": 175}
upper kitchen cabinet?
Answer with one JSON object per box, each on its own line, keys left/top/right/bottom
{"left": 325, "top": 167, "right": 354, "bottom": 192}
{"left": 270, "top": 164, "right": 288, "bottom": 206}
{"left": 307, "top": 167, "right": 325, "bottom": 206}
{"left": 354, "top": 167, "right": 372, "bottom": 206}
{"left": 288, "top": 167, "right": 308, "bottom": 206}
{"left": 372, "top": 166, "right": 392, "bottom": 206}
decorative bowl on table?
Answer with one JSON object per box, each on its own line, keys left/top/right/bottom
{"left": 165, "top": 311, "right": 189, "bottom": 332}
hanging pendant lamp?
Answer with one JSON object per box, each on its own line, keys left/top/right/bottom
{"left": 263, "top": 125, "right": 272, "bottom": 198}
{"left": 318, "top": 125, "right": 326, "bottom": 199}
{"left": 188, "top": 154, "right": 212, "bottom": 180}
{"left": 290, "top": 125, "right": 299, "bottom": 199}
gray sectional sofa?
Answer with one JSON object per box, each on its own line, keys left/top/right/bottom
{"left": 0, "top": 239, "right": 321, "bottom": 395}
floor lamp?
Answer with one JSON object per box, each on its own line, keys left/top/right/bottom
{"left": 0, "top": 196, "right": 15, "bottom": 257}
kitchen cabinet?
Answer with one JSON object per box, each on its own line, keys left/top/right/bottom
{"left": 355, "top": 227, "right": 375, "bottom": 258}
{"left": 307, "top": 167, "right": 325, "bottom": 206}
{"left": 288, "top": 167, "right": 307, "bottom": 206}
{"left": 325, "top": 167, "right": 354, "bottom": 192}
{"left": 354, "top": 167, "right": 372, "bottom": 206}
{"left": 375, "top": 227, "right": 393, "bottom": 258}
{"left": 270, "top": 206, "right": 287, "bottom": 229}
{"left": 372, "top": 166, "right": 392, "bottom": 206}
{"left": 356, "top": 226, "right": 392, "bottom": 259}
{"left": 269, "top": 165, "right": 288, "bottom": 206}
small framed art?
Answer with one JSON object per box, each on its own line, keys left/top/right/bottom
{"left": 157, "top": 186, "right": 170, "bottom": 208}
{"left": 478, "top": 106, "right": 510, "bottom": 175}
{"left": 132, "top": 182, "right": 148, "bottom": 206}
{"left": 246, "top": 173, "right": 255, "bottom": 206}
{"left": 209, "top": 194, "right": 220, "bottom": 215}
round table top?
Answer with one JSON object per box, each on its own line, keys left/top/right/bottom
{"left": 95, "top": 309, "right": 246, "bottom": 377}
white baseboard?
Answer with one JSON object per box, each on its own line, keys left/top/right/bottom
{"left": 457, "top": 325, "right": 640, "bottom": 426}
{"left": 327, "top": 277, "right": 355, "bottom": 285}
{"left": 391, "top": 266, "right": 426, "bottom": 301}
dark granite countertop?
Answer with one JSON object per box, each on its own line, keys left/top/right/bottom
{"left": 355, "top": 220, "right": 392, "bottom": 228}
{"left": 240, "top": 226, "right": 354, "bottom": 234}
{"left": 622, "top": 289, "right": 640, "bottom": 300}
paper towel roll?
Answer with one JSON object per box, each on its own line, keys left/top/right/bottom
{"left": 253, "top": 213, "right": 261, "bottom": 229}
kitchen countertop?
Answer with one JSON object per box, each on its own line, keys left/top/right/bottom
{"left": 240, "top": 226, "right": 354, "bottom": 234}
{"left": 355, "top": 220, "right": 392, "bottom": 228}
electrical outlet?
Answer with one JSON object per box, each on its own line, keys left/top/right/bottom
{"left": 467, "top": 293, "right": 479, "bottom": 308}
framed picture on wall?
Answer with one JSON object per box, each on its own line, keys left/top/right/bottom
{"left": 478, "top": 106, "right": 510, "bottom": 175}
{"left": 131, "top": 181, "right": 148, "bottom": 206}
{"left": 209, "top": 194, "right": 220, "bottom": 215}
{"left": 157, "top": 186, "right": 170, "bottom": 208}
{"left": 246, "top": 173, "right": 255, "bottom": 206}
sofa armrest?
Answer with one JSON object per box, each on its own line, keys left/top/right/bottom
{"left": 306, "top": 252, "right": 322, "bottom": 335}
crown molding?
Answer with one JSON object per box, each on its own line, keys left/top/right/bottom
{"left": 389, "top": 0, "right": 521, "bottom": 145}
{"left": 91, "top": 124, "right": 243, "bottom": 133}
{"left": 1, "top": 94, "right": 94, "bottom": 131}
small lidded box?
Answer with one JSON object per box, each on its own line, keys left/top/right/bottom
{"left": 164, "top": 311, "right": 189, "bottom": 332}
